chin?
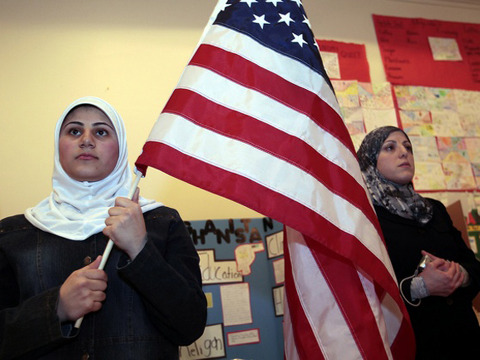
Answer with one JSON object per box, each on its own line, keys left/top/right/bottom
{"left": 69, "top": 173, "right": 105, "bottom": 182}
{"left": 397, "top": 177, "right": 414, "bottom": 186}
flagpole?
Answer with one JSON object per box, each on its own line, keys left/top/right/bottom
{"left": 74, "top": 171, "right": 143, "bottom": 329}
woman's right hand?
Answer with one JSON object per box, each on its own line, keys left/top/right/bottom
{"left": 419, "top": 250, "right": 464, "bottom": 297}
{"left": 57, "top": 255, "right": 108, "bottom": 322}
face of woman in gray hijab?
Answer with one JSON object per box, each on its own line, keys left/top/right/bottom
{"left": 376, "top": 131, "right": 415, "bottom": 185}
{"left": 357, "top": 125, "right": 415, "bottom": 185}
{"left": 357, "top": 126, "right": 432, "bottom": 223}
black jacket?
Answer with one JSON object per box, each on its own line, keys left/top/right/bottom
{"left": 0, "top": 207, "right": 207, "bottom": 359}
{"left": 375, "top": 199, "right": 480, "bottom": 360}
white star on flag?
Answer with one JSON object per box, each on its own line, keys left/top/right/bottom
{"left": 241, "top": 0, "right": 258, "bottom": 7}
{"left": 253, "top": 14, "right": 270, "bottom": 29}
{"left": 303, "top": 15, "right": 312, "bottom": 29}
{"left": 220, "top": 2, "right": 231, "bottom": 11}
{"left": 278, "top": 12, "right": 294, "bottom": 26}
{"left": 266, "top": 0, "right": 283, "bottom": 5}
{"left": 291, "top": 32, "right": 307, "bottom": 47}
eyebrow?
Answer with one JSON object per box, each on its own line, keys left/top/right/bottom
{"left": 384, "top": 139, "right": 411, "bottom": 144}
{"left": 62, "top": 121, "right": 115, "bottom": 129}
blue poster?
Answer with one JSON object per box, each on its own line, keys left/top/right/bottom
{"left": 180, "top": 217, "right": 284, "bottom": 360}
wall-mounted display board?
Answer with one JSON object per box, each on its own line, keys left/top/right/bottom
{"left": 317, "top": 40, "right": 371, "bottom": 82}
{"left": 179, "top": 217, "right": 284, "bottom": 360}
{"left": 329, "top": 77, "right": 480, "bottom": 192}
{"left": 372, "top": 14, "right": 480, "bottom": 91}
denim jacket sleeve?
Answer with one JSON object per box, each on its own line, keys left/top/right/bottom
{"left": 116, "top": 208, "right": 207, "bottom": 346}
{"left": 0, "top": 221, "right": 72, "bottom": 360}
{"left": 0, "top": 215, "right": 81, "bottom": 359}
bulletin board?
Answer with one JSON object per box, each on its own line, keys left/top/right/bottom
{"left": 317, "top": 31, "right": 480, "bottom": 193}
{"left": 372, "top": 14, "right": 480, "bottom": 91}
{"left": 179, "top": 217, "right": 285, "bottom": 360}
{"left": 317, "top": 39, "right": 371, "bottom": 82}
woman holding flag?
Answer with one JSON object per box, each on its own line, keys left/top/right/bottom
{"left": 0, "top": 96, "right": 206, "bottom": 359}
{"left": 357, "top": 126, "right": 480, "bottom": 359}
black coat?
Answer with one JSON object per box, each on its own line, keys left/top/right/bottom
{"left": 375, "top": 199, "right": 480, "bottom": 360}
{"left": 0, "top": 207, "right": 207, "bottom": 360}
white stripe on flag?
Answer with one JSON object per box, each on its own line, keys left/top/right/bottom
{"left": 283, "top": 296, "right": 301, "bottom": 360}
{"left": 380, "top": 292, "right": 403, "bottom": 346}
{"left": 358, "top": 270, "right": 397, "bottom": 357}
{"left": 147, "top": 112, "right": 395, "bottom": 276}
{"left": 202, "top": 24, "right": 340, "bottom": 115}
{"left": 176, "top": 64, "right": 365, "bottom": 187}
{"left": 286, "top": 227, "right": 363, "bottom": 359}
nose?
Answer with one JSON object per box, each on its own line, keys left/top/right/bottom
{"left": 80, "top": 130, "right": 95, "bottom": 148}
{"left": 399, "top": 145, "right": 408, "bottom": 157}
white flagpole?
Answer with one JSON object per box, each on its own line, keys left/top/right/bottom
{"left": 74, "top": 171, "right": 143, "bottom": 329}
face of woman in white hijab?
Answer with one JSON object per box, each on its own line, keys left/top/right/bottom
{"left": 59, "top": 105, "right": 119, "bottom": 182}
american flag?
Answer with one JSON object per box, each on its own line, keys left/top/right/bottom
{"left": 135, "top": 0, "right": 415, "bottom": 358}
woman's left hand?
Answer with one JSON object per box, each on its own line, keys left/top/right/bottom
{"left": 103, "top": 188, "right": 147, "bottom": 260}
{"left": 420, "top": 250, "right": 465, "bottom": 297}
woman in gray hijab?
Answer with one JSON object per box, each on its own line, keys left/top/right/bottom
{"left": 357, "top": 125, "right": 480, "bottom": 360}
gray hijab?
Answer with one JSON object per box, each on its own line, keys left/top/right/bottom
{"left": 357, "top": 126, "right": 433, "bottom": 224}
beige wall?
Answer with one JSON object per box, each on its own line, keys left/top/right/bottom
{"left": 1, "top": 0, "right": 479, "bottom": 220}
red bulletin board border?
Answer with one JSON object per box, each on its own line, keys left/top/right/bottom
{"left": 373, "top": 14, "right": 480, "bottom": 91}
{"left": 316, "top": 39, "right": 371, "bottom": 83}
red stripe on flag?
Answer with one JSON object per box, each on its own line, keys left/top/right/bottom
{"left": 284, "top": 234, "right": 326, "bottom": 360}
{"left": 137, "top": 141, "right": 402, "bottom": 301}
{"left": 391, "top": 316, "right": 417, "bottom": 359}
{"left": 162, "top": 88, "right": 381, "bottom": 230}
{"left": 303, "top": 235, "right": 391, "bottom": 360}
{"left": 190, "top": 44, "right": 354, "bottom": 151}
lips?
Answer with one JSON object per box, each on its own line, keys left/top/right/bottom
{"left": 77, "top": 153, "right": 98, "bottom": 160}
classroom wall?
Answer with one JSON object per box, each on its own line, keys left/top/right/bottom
{"left": 1, "top": 0, "right": 479, "bottom": 221}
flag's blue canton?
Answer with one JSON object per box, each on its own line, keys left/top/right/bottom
{"left": 214, "top": 0, "right": 328, "bottom": 79}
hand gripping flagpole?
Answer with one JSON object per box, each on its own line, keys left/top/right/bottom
{"left": 74, "top": 171, "right": 143, "bottom": 329}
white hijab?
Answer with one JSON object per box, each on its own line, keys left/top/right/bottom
{"left": 25, "top": 96, "right": 162, "bottom": 240}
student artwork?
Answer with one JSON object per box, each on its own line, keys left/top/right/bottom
{"left": 394, "top": 86, "right": 429, "bottom": 110}
{"left": 399, "top": 110, "right": 434, "bottom": 136}
{"left": 465, "top": 138, "right": 480, "bottom": 164}
{"left": 358, "top": 82, "right": 395, "bottom": 109}
{"left": 408, "top": 136, "right": 441, "bottom": 162}
{"left": 425, "top": 87, "right": 457, "bottom": 111}
{"left": 430, "top": 111, "right": 465, "bottom": 137}
{"left": 320, "top": 51, "right": 341, "bottom": 79}
{"left": 437, "top": 137, "right": 470, "bottom": 163}
{"left": 332, "top": 80, "right": 400, "bottom": 150}
{"left": 331, "top": 80, "right": 367, "bottom": 149}
{"left": 428, "top": 37, "right": 463, "bottom": 61}
{"left": 235, "top": 243, "right": 265, "bottom": 276}
{"left": 413, "top": 162, "right": 447, "bottom": 191}
{"left": 442, "top": 162, "right": 477, "bottom": 190}
{"left": 331, "top": 80, "right": 360, "bottom": 108}
{"left": 358, "top": 82, "right": 399, "bottom": 133}
{"left": 471, "top": 164, "right": 480, "bottom": 190}
{"left": 180, "top": 217, "right": 284, "bottom": 360}
{"left": 362, "top": 107, "right": 398, "bottom": 134}
{"left": 391, "top": 84, "right": 480, "bottom": 190}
